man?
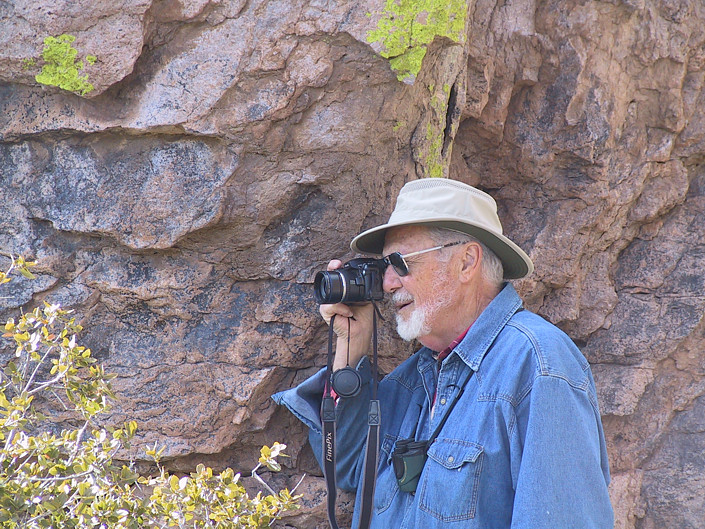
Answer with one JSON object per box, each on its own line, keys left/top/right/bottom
{"left": 273, "top": 178, "right": 613, "bottom": 528}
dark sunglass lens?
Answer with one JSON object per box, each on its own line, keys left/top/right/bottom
{"left": 389, "top": 253, "right": 409, "bottom": 276}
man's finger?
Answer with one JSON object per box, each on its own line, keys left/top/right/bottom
{"left": 327, "top": 259, "right": 343, "bottom": 271}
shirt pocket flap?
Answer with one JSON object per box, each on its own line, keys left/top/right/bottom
{"left": 427, "top": 439, "right": 483, "bottom": 470}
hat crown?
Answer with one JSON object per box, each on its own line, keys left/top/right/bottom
{"left": 391, "top": 179, "right": 502, "bottom": 235}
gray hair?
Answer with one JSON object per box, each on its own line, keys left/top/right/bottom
{"left": 424, "top": 226, "right": 504, "bottom": 287}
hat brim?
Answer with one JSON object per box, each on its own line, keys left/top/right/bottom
{"left": 350, "top": 218, "right": 534, "bottom": 280}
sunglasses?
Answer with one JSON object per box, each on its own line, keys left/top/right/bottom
{"left": 381, "top": 241, "right": 466, "bottom": 277}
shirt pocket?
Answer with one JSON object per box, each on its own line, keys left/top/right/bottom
{"left": 419, "top": 438, "right": 484, "bottom": 522}
{"left": 374, "top": 433, "right": 401, "bottom": 514}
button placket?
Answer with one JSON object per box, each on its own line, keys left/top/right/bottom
{"left": 433, "top": 357, "right": 461, "bottom": 431}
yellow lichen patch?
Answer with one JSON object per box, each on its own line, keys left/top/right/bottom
{"left": 367, "top": 0, "right": 468, "bottom": 82}
{"left": 34, "top": 34, "right": 96, "bottom": 96}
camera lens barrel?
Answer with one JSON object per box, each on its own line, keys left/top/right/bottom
{"left": 314, "top": 271, "right": 346, "bottom": 304}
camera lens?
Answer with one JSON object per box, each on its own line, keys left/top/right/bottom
{"left": 314, "top": 271, "right": 346, "bottom": 304}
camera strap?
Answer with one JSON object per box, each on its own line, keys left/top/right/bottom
{"left": 427, "top": 367, "right": 473, "bottom": 446}
{"left": 321, "top": 308, "right": 381, "bottom": 529}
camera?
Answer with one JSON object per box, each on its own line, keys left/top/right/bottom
{"left": 314, "top": 258, "right": 385, "bottom": 304}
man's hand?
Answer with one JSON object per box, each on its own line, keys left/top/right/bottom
{"left": 319, "top": 259, "right": 375, "bottom": 371}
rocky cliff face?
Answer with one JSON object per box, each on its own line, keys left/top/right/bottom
{"left": 1, "top": 1, "right": 704, "bottom": 527}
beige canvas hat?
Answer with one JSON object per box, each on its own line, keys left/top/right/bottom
{"left": 350, "top": 178, "right": 534, "bottom": 279}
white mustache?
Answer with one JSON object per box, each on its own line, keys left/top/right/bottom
{"left": 392, "top": 292, "right": 414, "bottom": 305}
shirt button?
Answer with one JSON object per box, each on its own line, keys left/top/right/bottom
{"left": 440, "top": 398, "right": 447, "bottom": 405}
{"left": 447, "top": 456, "right": 454, "bottom": 463}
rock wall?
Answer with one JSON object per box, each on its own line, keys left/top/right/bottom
{"left": 1, "top": 1, "right": 704, "bottom": 527}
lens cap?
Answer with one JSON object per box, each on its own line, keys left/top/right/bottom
{"left": 331, "top": 367, "right": 362, "bottom": 398}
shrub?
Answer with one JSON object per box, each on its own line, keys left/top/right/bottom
{"left": 0, "top": 254, "right": 300, "bottom": 528}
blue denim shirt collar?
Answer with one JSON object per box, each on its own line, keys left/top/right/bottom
{"left": 416, "top": 282, "right": 524, "bottom": 377}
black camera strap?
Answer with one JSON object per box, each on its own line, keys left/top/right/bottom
{"left": 322, "top": 318, "right": 340, "bottom": 529}
{"left": 358, "top": 308, "right": 380, "bottom": 529}
{"left": 321, "top": 308, "right": 381, "bottom": 529}
{"left": 427, "top": 367, "right": 474, "bottom": 446}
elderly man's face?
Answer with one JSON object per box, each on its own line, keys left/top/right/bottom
{"left": 382, "top": 226, "right": 458, "bottom": 344}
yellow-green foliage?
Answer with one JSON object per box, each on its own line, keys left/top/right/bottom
{"left": 34, "top": 34, "right": 96, "bottom": 96}
{"left": 367, "top": 0, "right": 468, "bottom": 82}
{"left": 0, "top": 255, "right": 299, "bottom": 528}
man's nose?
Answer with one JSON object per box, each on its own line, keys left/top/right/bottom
{"left": 383, "top": 265, "right": 402, "bottom": 293}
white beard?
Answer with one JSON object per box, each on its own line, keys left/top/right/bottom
{"left": 395, "top": 302, "right": 430, "bottom": 341}
{"left": 393, "top": 282, "right": 452, "bottom": 342}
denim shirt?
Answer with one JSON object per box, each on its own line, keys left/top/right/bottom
{"left": 272, "top": 284, "right": 614, "bottom": 528}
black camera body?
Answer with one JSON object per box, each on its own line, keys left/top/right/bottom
{"left": 314, "top": 258, "right": 385, "bottom": 305}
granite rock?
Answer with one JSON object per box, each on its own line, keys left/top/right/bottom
{"left": 1, "top": 0, "right": 704, "bottom": 527}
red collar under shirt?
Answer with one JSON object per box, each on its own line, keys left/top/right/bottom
{"left": 435, "top": 326, "right": 471, "bottom": 363}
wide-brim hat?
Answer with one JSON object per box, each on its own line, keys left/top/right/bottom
{"left": 350, "top": 178, "right": 534, "bottom": 279}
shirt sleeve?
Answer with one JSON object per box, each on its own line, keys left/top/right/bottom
{"left": 510, "top": 374, "right": 614, "bottom": 529}
{"left": 271, "top": 357, "right": 375, "bottom": 491}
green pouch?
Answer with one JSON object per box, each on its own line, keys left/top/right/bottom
{"left": 392, "top": 439, "right": 429, "bottom": 493}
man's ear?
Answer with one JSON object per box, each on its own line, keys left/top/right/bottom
{"left": 458, "top": 242, "right": 482, "bottom": 283}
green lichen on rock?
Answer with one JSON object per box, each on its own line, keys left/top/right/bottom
{"left": 367, "top": 0, "right": 468, "bottom": 82}
{"left": 423, "top": 84, "right": 450, "bottom": 177}
{"left": 393, "top": 120, "right": 406, "bottom": 132}
{"left": 424, "top": 121, "right": 445, "bottom": 178}
{"left": 34, "top": 34, "right": 96, "bottom": 96}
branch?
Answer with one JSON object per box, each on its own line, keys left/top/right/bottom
{"left": 66, "top": 420, "right": 90, "bottom": 466}
{"left": 23, "top": 345, "right": 56, "bottom": 394}
{"left": 291, "top": 473, "right": 306, "bottom": 494}
{"left": 251, "top": 463, "right": 277, "bottom": 496}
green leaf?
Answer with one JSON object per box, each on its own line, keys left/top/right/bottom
{"left": 19, "top": 268, "right": 36, "bottom": 279}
